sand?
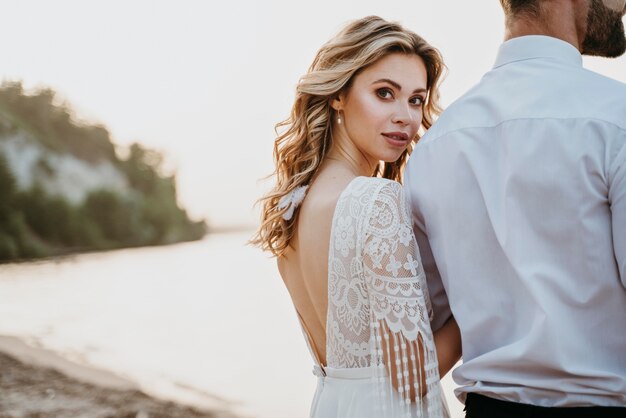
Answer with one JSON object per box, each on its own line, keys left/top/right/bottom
{"left": 0, "top": 336, "right": 237, "bottom": 418}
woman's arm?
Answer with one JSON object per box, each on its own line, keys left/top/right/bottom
{"left": 434, "top": 316, "right": 461, "bottom": 378}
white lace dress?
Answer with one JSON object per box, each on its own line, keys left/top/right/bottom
{"left": 298, "top": 177, "right": 449, "bottom": 418}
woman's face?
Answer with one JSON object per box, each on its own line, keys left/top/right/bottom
{"left": 332, "top": 52, "right": 428, "bottom": 165}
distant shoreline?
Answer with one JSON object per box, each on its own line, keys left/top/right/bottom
{"left": 0, "top": 226, "right": 257, "bottom": 266}
{"left": 0, "top": 240, "right": 194, "bottom": 266}
{"left": 0, "top": 335, "right": 237, "bottom": 418}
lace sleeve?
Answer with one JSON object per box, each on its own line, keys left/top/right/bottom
{"left": 362, "top": 181, "right": 443, "bottom": 417}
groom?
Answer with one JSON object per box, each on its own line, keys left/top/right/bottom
{"left": 405, "top": 0, "right": 626, "bottom": 416}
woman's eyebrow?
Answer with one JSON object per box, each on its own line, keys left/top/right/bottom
{"left": 372, "top": 78, "right": 402, "bottom": 90}
{"left": 372, "top": 78, "right": 427, "bottom": 94}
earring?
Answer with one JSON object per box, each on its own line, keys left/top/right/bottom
{"left": 337, "top": 113, "right": 342, "bottom": 125}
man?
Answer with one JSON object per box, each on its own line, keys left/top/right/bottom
{"left": 404, "top": 0, "right": 626, "bottom": 416}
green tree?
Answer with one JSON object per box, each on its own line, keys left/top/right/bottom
{"left": 82, "top": 190, "right": 143, "bottom": 246}
{"left": 0, "top": 153, "right": 44, "bottom": 261}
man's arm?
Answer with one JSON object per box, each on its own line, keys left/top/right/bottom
{"left": 413, "top": 220, "right": 453, "bottom": 331}
{"left": 609, "top": 136, "right": 626, "bottom": 288}
{"left": 404, "top": 172, "right": 453, "bottom": 332}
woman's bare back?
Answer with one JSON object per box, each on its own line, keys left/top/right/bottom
{"left": 277, "top": 170, "right": 356, "bottom": 367}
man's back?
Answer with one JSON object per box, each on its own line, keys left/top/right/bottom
{"left": 405, "top": 35, "right": 626, "bottom": 406}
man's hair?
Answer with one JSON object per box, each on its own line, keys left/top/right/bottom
{"left": 499, "top": 0, "right": 541, "bottom": 18}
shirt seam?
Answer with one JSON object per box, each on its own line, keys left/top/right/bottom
{"left": 608, "top": 139, "right": 626, "bottom": 195}
{"left": 422, "top": 116, "right": 626, "bottom": 146}
{"left": 493, "top": 55, "right": 581, "bottom": 69}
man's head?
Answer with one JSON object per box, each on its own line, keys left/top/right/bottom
{"left": 581, "top": 0, "right": 626, "bottom": 57}
{"left": 500, "top": 0, "right": 626, "bottom": 57}
{"left": 499, "top": 0, "right": 542, "bottom": 19}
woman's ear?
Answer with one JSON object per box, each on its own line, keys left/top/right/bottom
{"left": 330, "top": 93, "right": 344, "bottom": 111}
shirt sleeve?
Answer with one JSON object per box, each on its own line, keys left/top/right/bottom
{"left": 404, "top": 174, "right": 453, "bottom": 332}
{"left": 609, "top": 136, "right": 626, "bottom": 288}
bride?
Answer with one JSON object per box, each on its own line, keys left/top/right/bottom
{"left": 252, "top": 16, "right": 461, "bottom": 418}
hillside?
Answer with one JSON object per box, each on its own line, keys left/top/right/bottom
{"left": 0, "top": 81, "right": 207, "bottom": 262}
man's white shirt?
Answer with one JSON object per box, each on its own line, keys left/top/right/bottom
{"left": 405, "top": 35, "right": 626, "bottom": 407}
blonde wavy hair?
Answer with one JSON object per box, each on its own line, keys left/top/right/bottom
{"left": 252, "top": 16, "right": 445, "bottom": 256}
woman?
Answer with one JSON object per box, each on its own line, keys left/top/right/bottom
{"left": 252, "top": 16, "right": 461, "bottom": 418}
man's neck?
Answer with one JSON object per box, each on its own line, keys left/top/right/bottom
{"left": 503, "top": 2, "right": 587, "bottom": 51}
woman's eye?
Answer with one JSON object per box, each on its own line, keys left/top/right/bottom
{"left": 376, "top": 88, "right": 393, "bottom": 99}
{"left": 410, "top": 96, "right": 425, "bottom": 106}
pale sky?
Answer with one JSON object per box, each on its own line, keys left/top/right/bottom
{"left": 2, "top": 1, "right": 625, "bottom": 227}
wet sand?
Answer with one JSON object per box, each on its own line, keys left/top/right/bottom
{"left": 0, "top": 336, "right": 236, "bottom": 418}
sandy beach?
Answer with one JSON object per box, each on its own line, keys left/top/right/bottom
{"left": 0, "top": 336, "right": 234, "bottom": 418}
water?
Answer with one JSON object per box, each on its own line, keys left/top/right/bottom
{"left": 0, "top": 232, "right": 464, "bottom": 418}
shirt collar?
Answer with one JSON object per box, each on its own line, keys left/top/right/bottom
{"left": 493, "top": 35, "right": 583, "bottom": 69}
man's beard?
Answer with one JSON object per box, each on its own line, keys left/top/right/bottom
{"left": 581, "top": 0, "right": 626, "bottom": 57}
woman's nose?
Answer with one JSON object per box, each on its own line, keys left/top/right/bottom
{"left": 392, "top": 103, "right": 415, "bottom": 125}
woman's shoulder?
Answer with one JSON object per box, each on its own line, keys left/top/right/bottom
{"left": 344, "top": 177, "right": 406, "bottom": 207}
{"left": 304, "top": 176, "right": 406, "bottom": 227}
{"left": 335, "top": 177, "right": 409, "bottom": 227}
{"left": 345, "top": 176, "right": 401, "bottom": 197}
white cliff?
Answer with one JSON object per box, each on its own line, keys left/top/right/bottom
{"left": 0, "top": 133, "right": 129, "bottom": 204}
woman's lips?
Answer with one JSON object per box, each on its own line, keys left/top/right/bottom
{"left": 382, "top": 132, "right": 410, "bottom": 147}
